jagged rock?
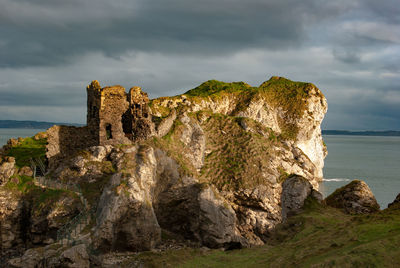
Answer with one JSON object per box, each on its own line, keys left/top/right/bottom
{"left": 8, "top": 248, "right": 42, "bottom": 268}
{"left": 58, "top": 244, "right": 90, "bottom": 268}
{"left": 33, "top": 132, "right": 47, "bottom": 141}
{"left": 325, "top": 180, "right": 380, "bottom": 214}
{"left": 197, "top": 186, "right": 241, "bottom": 248}
{"left": 17, "top": 166, "right": 33, "bottom": 177}
{"left": 0, "top": 189, "right": 24, "bottom": 249}
{"left": 179, "top": 114, "right": 206, "bottom": 170}
{"left": 0, "top": 156, "right": 16, "bottom": 185}
{"left": 281, "top": 175, "right": 322, "bottom": 221}
{"left": 388, "top": 193, "right": 400, "bottom": 209}
{"left": 155, "top": 109, "right": 176, "bottom": 138}
{"left": 93, "top": 146, "right": 161, "bottom": 252}
{"left": 8, "top": 244, "right": 89, "bottom": 268}
{"left": 1, "top": 76, "right": 330, "bottom": 257}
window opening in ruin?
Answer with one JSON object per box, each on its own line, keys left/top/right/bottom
{"left": 106, "top": 124, "right": 112, "bottom": 140}
{"left": 122, "top": 110, "right": 133, "bottom": 140}
{"left": 92, "top": 106, "right": 97, "bottom": 118}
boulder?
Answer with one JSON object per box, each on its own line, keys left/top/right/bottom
{"left": 197, "top": 186, "right": 240, "bottom": 248}
{"left": 8, "top": 244, "right": 89, "bottom": 268}
{"left": 325, "top": 180, "right": 380, "bottom": 214}
{"left": 8, "top": 248, "right": 42, "bottom": 268}
{"left": 388, "top": 193, "right": 400, "bottom": 209}
{"left": 281, "top": 174, "right": 322, "bottom": 220}
{"left": 18, "top": 166, "right": 33, "bottom": 177}
{"left": 58, "top": 244, "right": 90, "bottom": 268}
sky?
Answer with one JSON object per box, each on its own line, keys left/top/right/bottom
{"left": 0, "top": 0, "right": 399, "bottom": 130}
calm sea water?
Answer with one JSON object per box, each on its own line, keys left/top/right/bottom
{"left": 1, "top": 129, "right": 398, "bottom": 208}
{"left": 320, "top": 135, "right": 400, "bottom": 208}
{"left": 0, "top": 128, "right": 46, "bottom": 147}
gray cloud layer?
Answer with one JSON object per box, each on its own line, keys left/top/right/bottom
{"left": 0, "top": 0, "right": 399, "bottom": 129}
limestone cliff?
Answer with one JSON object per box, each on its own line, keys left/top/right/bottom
{"left": 1, "top": 76, "right": 328, "bottom": 266}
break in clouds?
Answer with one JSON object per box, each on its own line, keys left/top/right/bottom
{"left": 0, "top": 0, "right": 399, "bottom": 130}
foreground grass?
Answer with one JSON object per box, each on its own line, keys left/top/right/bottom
{"left": 125, "top": 199, "right": 400, "bottom": 267}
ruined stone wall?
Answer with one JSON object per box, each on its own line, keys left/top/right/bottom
{"left": 46, "top": 125, "right": 96, "bottom": 168}
{"left": 86, "top": 80, "right": 102, "bottom": 144}
{"left": 98, "top": 86, "right": 131, "bottom": 145}
{"left": 45, "top": 81, "right": 156, "bottom": 166}
{"left": 127, "top": 87, "right": 154, "bottom": 142}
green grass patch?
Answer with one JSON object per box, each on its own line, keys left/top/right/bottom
{"left": 5, "top": 175, "right": 37, "bottom": 194}
{"left": 149, "top": 76, "right": 325, "bottom": 141}
{"left": 6, "top": 136, "right": 47, "bottom": 167}
{"left": 184, "top": 80, "right": 254, "bottom": 97}
{"left": 4, "top": 175, "right": 80, "bottom": 218}
{"left": 126, "top": 201, "right": 400, "bottom": 267}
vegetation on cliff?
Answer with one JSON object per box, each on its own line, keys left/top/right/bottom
{"left": 5, "top": 136, "right": 46, "bottom": 167}
{"left": 150, "top": 76, "right": 326, "bottom": 140}
{"left": 118, "top": 198, "right": 400, "bottom": 267}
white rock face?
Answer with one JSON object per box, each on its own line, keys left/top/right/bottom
{"left": 150, "top": 78, "right": 328, "bottom": 183}
{"left": 93, "top": 145, "right": 161, "bottom": 252}
{"left": 294, "top": 86, "right": 328, "bottom": 179}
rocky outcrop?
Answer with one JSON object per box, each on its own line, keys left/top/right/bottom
{"left": 93, "top": 145, "right": 161, "bottom": 252}
{"left": 8, "top": 243, "right": 90, "bottom": 268}
{"left": 388, "top": 193, "right": 400, "bottom": 209}
{"left": 0, "top": 156, "right": 16, "bottom": 185}
{"left": 1, "top": 76, "right": 329, "bottom": 266}
{"left": 325, "top": 180, "right": 380, "bottom": 214}
{"left": 281, "top": 175, "right": 323, "bottom": 221}
{"left": 150, "top": 77, "right": 328, "bottom": 181}
{"left": 0, "top": 189, "right": 24, "bottom": 250}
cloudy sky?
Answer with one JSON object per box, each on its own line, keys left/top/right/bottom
{"left": 0, "top": 0, "right": 399, "bottom": 130}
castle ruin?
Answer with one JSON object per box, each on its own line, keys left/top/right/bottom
{"left": 46, "top": 80, "right": 154, "bottom": 167}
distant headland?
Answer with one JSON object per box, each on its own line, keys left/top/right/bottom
{"left": 0, "top": 120, "right": 83, "bottom": 129}
{"left": 2, "top": 120, "right": 399, "bottom": 137}
{"left": 322, "top": 130, "right": 400, "bottom": 136}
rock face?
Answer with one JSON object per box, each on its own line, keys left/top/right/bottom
{"left": 94, "top": 146, "right": 161, "bottom": 252}
{"left": 325, "top": 180, "right": 380, "bottom": 214}
{"left": 1, "top": 76, "right": 329, "bottom": 265}
{"left": 281, "top": 175, "right": 323, "bottom": 221}
{"left": 0, "top": 156, "right": 16, "bottom": 185}
{"left": 8, "top": 243, "right": 90, "bottom": 268}
{"left": 0, "top": 188, "right": 24, "bottom": 250}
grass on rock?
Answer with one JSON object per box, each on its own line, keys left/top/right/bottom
{"left": 6, "top": 136, "right": 47, "bottom": 167}
{"left": 121, "top": 198, "right": 400, "bottom": 267}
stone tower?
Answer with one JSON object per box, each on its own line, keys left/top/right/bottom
{"left": 122, "top": 87, "right": 154, "bottom": 142}
{"left": 86, "top": 80, "right": 153, "bottom": 145}
{"left": 86, "top": 80, "right": 131, "bottom": 145}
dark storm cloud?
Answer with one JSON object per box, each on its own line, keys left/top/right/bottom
{"left": 0, "top": 0, "right": 399, "bottom": 130}
{"left": 0, "top": 0, "right": 351, "bottom": 67}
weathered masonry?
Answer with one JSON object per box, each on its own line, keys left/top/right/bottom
{"left": 46, "top": 80, "right": 154, "bottom": 167}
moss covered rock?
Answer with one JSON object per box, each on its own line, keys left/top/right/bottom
{"left": 325, "top": 180, "right": 380, "bottom": 214}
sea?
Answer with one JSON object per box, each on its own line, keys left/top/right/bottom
{"left": 320, "top": 135, "right": 400, "bottom": 208}
{"left": 0, "top": 129, "right": 399, "bottom": 208}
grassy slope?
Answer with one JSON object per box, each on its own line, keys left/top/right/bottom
{"left": 2, "top": 135, "right": 81, "bottom": 221}
{"left": 124, "top": 199, "right": 400, "bottom": 267}
{"left": 150, "top": 76, "right": 323, "bottom": 140}
{"left": 200, "top": 113, "right": 281, "bottom": 191}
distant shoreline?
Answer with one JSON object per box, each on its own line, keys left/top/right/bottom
{"left": 1, "top": 120, "right": 399, "bottom": 137}
{"left": 0, "top": 120, "right": 83, "bottom": 129}
{"left": 322, "top": 130, "right": 400, "bottom": 137}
